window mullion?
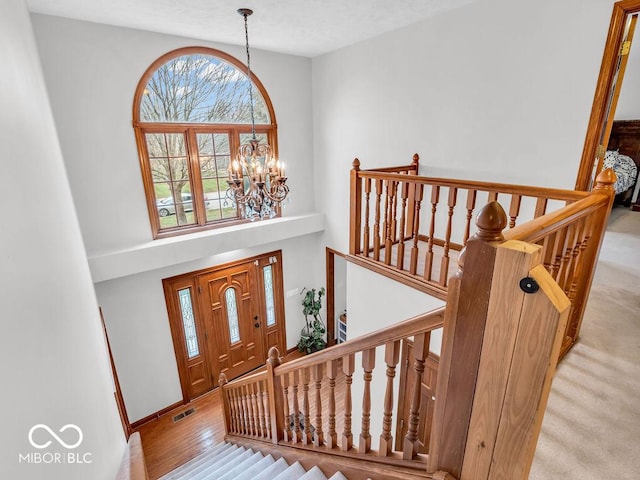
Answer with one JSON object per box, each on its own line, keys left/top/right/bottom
{"left": 186, "top": 129, "right": 206, "bottom": 226}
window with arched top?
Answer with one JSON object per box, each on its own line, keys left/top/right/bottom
{"left": 132, "top": 47, "right": 278, "bottom": 238}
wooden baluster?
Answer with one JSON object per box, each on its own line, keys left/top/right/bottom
{"left": 233, "top": 388, "right": 243, "bottom": 434}
{"left": 241, "top": 385, "right": 250, "bottom": 435}
{"left": 292, "top": 370, "right": 301, "bottom": 443}
{"left": 439, "top": 187, "right": 458, "bottom": 286}
{"left": 301, "top": 367, "right": 312, "bottom": 445}
{"left": 560, "top": 223, "right": 580, "bottom": 295}
{"left": 266, "top": 347, "right": 285, "bottom": 444}
{"left": 313, "top": 363, "right": 325, "bottom": 447}
{"left": 391, "top": 180, "right": 399, "bottom": 243}
{"left": 382, "top": 180, "right": 390, "bottom": 262}
{"left": 226, "top": 385, "right": 235, "bottom": 434}
{"left": 282, "top": 372, "right": 292, "bottom": 442}
{"left": 349, "top": 159, "right": 362, "bottom": 255}
{"left": 555, "top": 226, "right": 572, "bottom": 286}
{"left": 342, "top": 354, "right": 355, "bottom": 452}
{"left": 260, "top": 380, "right": 270, "bottom": 439}
{"left": 379, "top": 340, "right": 401, "bottom": 456}
{"left": 363, "top": 178, "right": 372, "bottom": 256}
{"left": 326, "top": 359, "right": 338, "bottom": 449}
{"left": 409, "top": 184, "right": 424, "bottom": 275}
{"left": 373, "top": 179, "right": 383, "bottom": 261}
{"left": 564, "top": 217, "right": 586, "bottom": 302}
{"left": 534, "top": 197, "right": 548, "bottom": 218}
{"left": 219, "top": 373, "right": 231, "bottom": 435}
{"left": 424, "top": 185, "right": 440, "bottom": 281}
{"left": 463, "top": 189, "right": 477, "bottom": 244}
{"left": 508, "top": 194, "right": 522, "bottom": 228}
{"left": 488, "top": 191, "right": 498, "bottom": 202}
{"left": 384, "top": 181, "right": 397, "bottom": 265}
{"left": 403, "top": 332, "right": 429, "bottom": 459}
{"left": 256, "top": 381, "right": 267, "bottom": 438}
{"left": 541, "top": 233, "right": 556, "bottom": 272}
{"left": 242, "top": 385, "right": 254, "bottom": 435}
{"left": 550, "top": 228, "right": 568, "bottom": 281}
{"left": 397, "top": 180, "right": 410, "bottom": 270}
{"left": 359, "top": 348, "right": 376, "bottom": 454}
{"left": 568, "top": 217, "right": 591, "bottom": 303}
{"left": 250, "top": 383, "right": 259, "bottom": 436}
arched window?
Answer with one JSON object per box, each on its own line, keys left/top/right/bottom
{"left": 133, "top": 47, "right": 278, "bottom": 238}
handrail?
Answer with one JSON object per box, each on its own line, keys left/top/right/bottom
{"left": 503, "top": 193, "right": 609, "bottom": 243}
{"left": 357, "top": 170, "right": 590, "bottom": 202}
{"left": 276, "top": 307, "right": 445, "bottom": 375}
{"left": 115, "top": 432, "right": 148, "bottom": 480}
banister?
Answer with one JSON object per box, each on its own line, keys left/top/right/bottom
{"left": 357, "top": 171, "right": 590, "bottom": 202}
{"left": 222, "top": 368, "right": 268, "bottom": 388}
{"left": 502, "top": 194, "right": 608, "bottom": 243}
{"left": 275, "top": 307, "right": 445, "bottom": 376}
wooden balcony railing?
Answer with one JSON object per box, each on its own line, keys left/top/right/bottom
{"left": 349, "top": 155, "right": 615, "bottom": 357}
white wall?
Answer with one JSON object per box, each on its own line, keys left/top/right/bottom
{"left": 31, "top": 14, "right": 315, "bottom": 256}
{"left": 31, "top": 15, "right": 325, "bottom": 423}
{"left": 313, "top": 0, "right": 614, "bottom": 253}
{"left": 0, "top": 1, "right": 124, "bottom": 478}
{"left": 94, "top": 235, "right": 322, "bottom": 422}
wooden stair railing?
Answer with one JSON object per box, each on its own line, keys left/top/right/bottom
{"left": 220, "top": 308, "right": 450, "bottom": 478}
{"left": 220, "top": 199, "right": 584, "bottom": 479}
{"left": 115, "top": 432, "right": 149, "bottom": 480}
{"left": 350, "top": 156, "right": 615, "bottom": 357}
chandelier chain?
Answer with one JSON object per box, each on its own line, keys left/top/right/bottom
{"left": 242, "top": 11, "right": 256, "bottom": 139}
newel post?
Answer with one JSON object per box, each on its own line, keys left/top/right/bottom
{"left": 349, "top": 158, "right": 362, "bottom": 255}
{"left": 218, "top": 373, "right": 231, "bottom": 435}
{"left": 266, "top": 347, "right": 285, "bottom": 444}
{"left": 428, "top": 202, "right": 507, "bottom": 478}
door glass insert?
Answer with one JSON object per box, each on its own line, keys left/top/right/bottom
{"left": 225, "top": 288, "right": 241, "bottom": 343}
{"left": 263, "top": 265, "right": 276, "bottom": 327}
{"left": 178, "top": 288, "right": 199, "bottom": 358}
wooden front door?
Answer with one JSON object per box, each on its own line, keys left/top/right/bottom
{"left": 198, "top": 262, "right": 264, "bottom": 383}
{"left": 164, "top": 251, "right": 287, "bottom": 402}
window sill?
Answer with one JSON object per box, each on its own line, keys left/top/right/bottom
{"left": 88, "top": 213, "right": 325, "bottom": 283}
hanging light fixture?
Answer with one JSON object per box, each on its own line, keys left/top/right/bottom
{"left": 226, "top": 8, "right": 289, "bottom": 220}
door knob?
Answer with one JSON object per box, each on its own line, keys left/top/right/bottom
{"left": 254, "top": 322, "right": 260, "bottom": 328}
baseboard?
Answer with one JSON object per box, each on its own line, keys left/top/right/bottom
{"left": 130, "top": 400, "right": 185, "bottom": 430}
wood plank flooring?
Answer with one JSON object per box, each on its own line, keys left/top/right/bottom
{"left": 135, "top": 390, "right": 226, "bottom": 480}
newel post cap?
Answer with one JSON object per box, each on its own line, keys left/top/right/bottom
{"left": 352, "top": 158, "right": 361, "bottom": 170}
{"left": 594, "top": 168, "right": 616, "bottom": 191}
{"left": 475, "top": 201, "right": 507, "bottom": 242}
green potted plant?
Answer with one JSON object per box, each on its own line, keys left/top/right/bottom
{"left": 297, "top": 287, "right": 327, "bottom": 354}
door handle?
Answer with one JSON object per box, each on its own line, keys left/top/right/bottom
{"left": 254, "top": 322, "right": 260, "bottom": 328}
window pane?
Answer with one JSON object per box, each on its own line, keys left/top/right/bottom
{"left": 140, "top": 54, "right": 270, "bottom": 124}
{"left": 225, "top": 288, "right": 240, "bottom": 344}
{"left": 178, "top": 288, "right": 199, "bottom": 358}
{"left": 196, "top": 132, "right": 238, "bottom": 222}
{"left": 263, "top": 265, "right": 276, "bottom": 327}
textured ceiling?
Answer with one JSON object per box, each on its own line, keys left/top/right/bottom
{"left": 26, "top": 0, "right": 476, "bottom": 57}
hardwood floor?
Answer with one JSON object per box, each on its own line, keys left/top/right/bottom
{"left": 135, "top": 390, "right": 226, "bottom": 480}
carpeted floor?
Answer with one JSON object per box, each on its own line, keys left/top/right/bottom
{"left": 530, "top": 207, "right": 640, "bottom": 479}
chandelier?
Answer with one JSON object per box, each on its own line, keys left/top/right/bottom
{"left": 226, "top": 8, "right": 289, "bottom": 220}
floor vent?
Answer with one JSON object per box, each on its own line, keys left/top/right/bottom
{"left": 172, "top": 407, "right": 196, "bottom": 423}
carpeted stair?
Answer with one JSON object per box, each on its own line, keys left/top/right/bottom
{"left": 159, "top": 442, "right": 349, "bottom": 480}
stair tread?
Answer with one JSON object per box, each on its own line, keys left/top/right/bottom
{"left": 158, "top": 443, "right": 235, "bottom": 479}
{"left": 252, "top": 457, "right": 290, "bottom": 480}
{"left": 272, "top": 461, "right": 307, "bottom": 480}
{"left": 217, "top": 453, "right": 275, "bottom": 480}
{"left": 328, "top": 472, "right": 349, "bottom": 480}
{"left": 299, "top": 465, "right": 329, "bottom": 480}
{"left": 193, "top": 448, "right": 255, "bottom": 480}
{"left": 185, "top": 446, "right": 249, "bottom": 479}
